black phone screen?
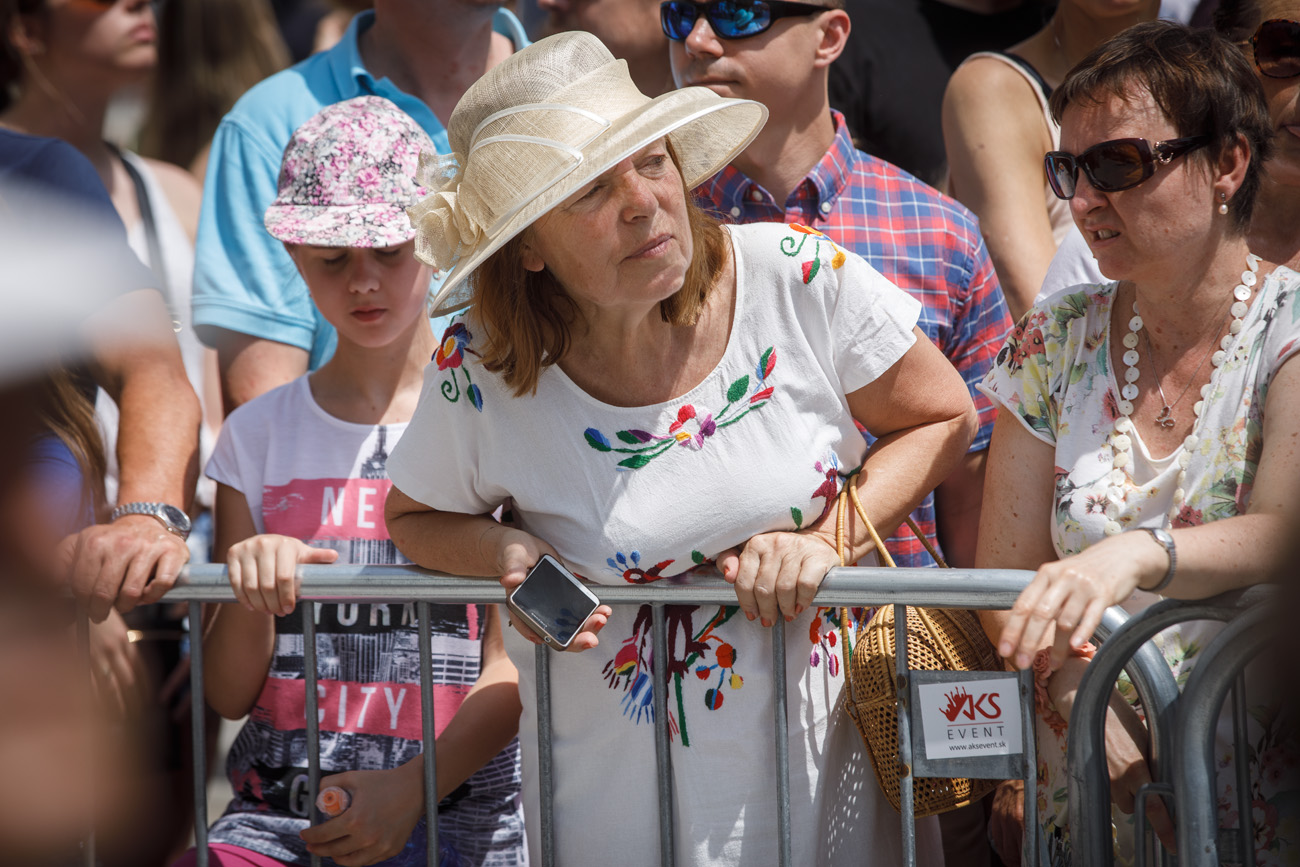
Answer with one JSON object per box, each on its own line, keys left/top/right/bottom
{"left": 510, "top": 557, "right": 600, "bottom": 647}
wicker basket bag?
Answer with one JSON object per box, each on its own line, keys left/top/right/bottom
{"left": 833, "top": 475, "right": 1002, "bottom": 817}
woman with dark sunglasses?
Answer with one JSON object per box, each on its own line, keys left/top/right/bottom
{"left": 976, "top": 21, "right": 1300, "bottom": 866}
{"left": 941, "top": 0, "right": 1158, "bottom": 320}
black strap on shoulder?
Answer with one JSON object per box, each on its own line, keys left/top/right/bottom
{"left": 997, "top": 51, "right": 1053, "bottom": 102}
{"left": 108, "top": 143, "right": 179, "bottom": 329}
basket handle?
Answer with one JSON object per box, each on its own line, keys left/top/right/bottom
{"left": 833, "top": 471, "right": 951, "bottom": 712}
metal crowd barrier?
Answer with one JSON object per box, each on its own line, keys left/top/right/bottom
{"left": 79, "top": 565, "right": 1211, "bottom": 867}
{"left": 1067, "top": 587, "right": 1275, "bottom": 867}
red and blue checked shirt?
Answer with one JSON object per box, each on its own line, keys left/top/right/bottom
{"left": 697, "top": 112, "right": 1013, "bottom": 567}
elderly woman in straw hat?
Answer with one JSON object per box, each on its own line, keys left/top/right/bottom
{"left": 384, "top": 31, "right": 975, "bottom": 866}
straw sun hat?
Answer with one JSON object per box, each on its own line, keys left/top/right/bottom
{"left": 407, "top": 31, "right": 768, "bottom": 316}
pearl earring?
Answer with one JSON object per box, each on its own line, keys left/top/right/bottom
{"left": 1218, "top": 192, "right": 1229, "bottom": 215}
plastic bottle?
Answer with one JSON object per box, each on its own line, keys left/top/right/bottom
{"left": 313, "top": 787, "right": 462, "bottom": 867}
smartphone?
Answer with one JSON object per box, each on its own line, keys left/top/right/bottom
{"left": 506, "top": 554, "right": 602, "bottom": 651}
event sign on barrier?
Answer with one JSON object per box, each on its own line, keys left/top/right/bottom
{"left": 909, "top": 670, "right": 1032, "bottom": 781}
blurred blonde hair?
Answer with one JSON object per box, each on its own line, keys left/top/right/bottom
{"left": 138, "top": 0, "right": 290, "bottom": 171}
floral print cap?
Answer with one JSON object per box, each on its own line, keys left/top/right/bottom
{"left": 265, "top": 96, "right": 434, "bottom": 248}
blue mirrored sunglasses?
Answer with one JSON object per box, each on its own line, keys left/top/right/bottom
{"left": 660, "top": 0, "right": 828, "bottom": 41}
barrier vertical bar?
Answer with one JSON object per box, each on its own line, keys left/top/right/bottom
{"left": 1019, "top": 668, "right": 1039, "bottom": 867}
{"left": 772, "top": 620, "right": 791, "bottom": 867}
{"left": 303, "top": 602, "right": 321, "bottom": 867}
{"left": 188, "top": 601, "right": 210, "bottom": 867}
{"left": 895, "top": 603, "right": 915, "bottom": 867}
{"left": 78, "top": 613, "right": 95, "bottom": 867}
{"left": 1232, "top": 677, "right": 1253, "bottom": 867}
{"left": 417, "top": 602, "right": 439, "bottom": 865}
{"left": 535, "top": 644, "right": 555, "bottom": 867}
{"left": 651, "top": 604, "right": 675, "bottom": 867}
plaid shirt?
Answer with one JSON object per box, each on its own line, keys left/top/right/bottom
{"left": 697, "top": 112, "right": 1012, "bottom": 567}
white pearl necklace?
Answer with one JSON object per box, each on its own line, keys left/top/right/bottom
{"left": 1104, "top": 252, "right": 1262, "bottom": 536}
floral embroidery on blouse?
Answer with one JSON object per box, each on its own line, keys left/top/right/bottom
{"left": 434, "top": 322, "right": 483, "bottom": 412}
{"left": 583, "top": 347, "right": 777, "bottom": 469}
{"left": 601, "top": 603, "right": 746, "bottom": 746}
{"left": 782, "top": 223, "right": 846, "bottom": 284}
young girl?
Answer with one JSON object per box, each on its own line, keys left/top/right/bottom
{"left": 184, "top": 97, "right": 525, "bottom": 867}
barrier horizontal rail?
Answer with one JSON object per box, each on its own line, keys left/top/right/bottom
{"left": 171, "top": 564, "right": 1175, "bottom": 866}
{"left": 169, "top": 563, "right": 1039, "bottom": 607}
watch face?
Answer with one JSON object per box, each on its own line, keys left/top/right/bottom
{"left": 159, "top": 503, "right": 192, "bottom": 533}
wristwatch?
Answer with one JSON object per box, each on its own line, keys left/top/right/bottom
{"left": 1140, "top": 527, "right": 1176, "bottom": 593}
{"left": 110, "top": 501, "right": 192, "bottom": 541}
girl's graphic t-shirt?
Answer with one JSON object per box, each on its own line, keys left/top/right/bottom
{"left": 206, "top": 376, "right": 524, "bottom": 866}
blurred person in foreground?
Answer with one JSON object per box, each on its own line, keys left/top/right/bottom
{"left": 668, "top": 1, "right": 1011, "bottom": 859}
{"left": 386, "top": 30, "right": 976, "bottom": 866}
{"left": 0, "top": 137, "right": 195, "bottom": 865}
{"left": 192, "top": 0, "right": 527, "bottom": 414}
{"left": 977, "top": 21, "right": 1300, "bottom": 865}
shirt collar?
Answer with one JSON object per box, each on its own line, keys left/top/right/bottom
{"left": 697, "top": 110, "right": 858, "bottom": 216}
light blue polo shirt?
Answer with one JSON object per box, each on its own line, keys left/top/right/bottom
{"left": 192, "top": 10, "right": 528, "bottom": 368}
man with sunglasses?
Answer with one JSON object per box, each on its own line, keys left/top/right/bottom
{"left": 671, "top": 6, "right": 1012, "bottom": 858}
{"left": 673, "top": 0, "right": 1009, "bottom": 567}
{"left": 192, "top": 0, "right": 529, "bottom": 415}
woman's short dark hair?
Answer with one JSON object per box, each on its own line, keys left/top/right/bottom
{"left": 470, "top": 139, "right": 728, "bottom": 397}
{"left": 1048, "top": 20, "right": 1274, "bottom": 234}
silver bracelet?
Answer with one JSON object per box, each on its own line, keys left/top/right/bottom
{"left": 1139, "top": 527, "right": 1176, "bottom": 593}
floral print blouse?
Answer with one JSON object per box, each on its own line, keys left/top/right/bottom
{"left": 980, "top": 268, "right": 1300, "bottom": 866}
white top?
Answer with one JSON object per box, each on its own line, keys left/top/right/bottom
{"left": 1036, "top": 224, "right": 1106, "bottom": 304}
{"left": 205, "top": 375, "right": 525, "bottom": 865}
{"left": 389, "top": 222, "right": 944, "bottom": 866}
{"left": 96, "top": 151, "right": 214, "bottom": 512}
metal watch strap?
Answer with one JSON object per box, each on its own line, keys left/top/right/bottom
{"left": 110, "top": 501, "right": 189, "bottom": 540}
{"left": 1140, "top": 528, "right": 1177, "bottom": 593}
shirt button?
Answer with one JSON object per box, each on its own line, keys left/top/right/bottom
{"left": 730, "top": 206, "right": 741, "bottom": 218}
{"left": 750, "top": 189, "right": 763, "bottom": 202}
{"left": 820, "top": 201, "right": 832, "bottom": 214}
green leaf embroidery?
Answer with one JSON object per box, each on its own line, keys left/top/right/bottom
{"left": 691, "top": 550, "right": 705, "bottom": 565}
{"left": 791, "top": 507, "right": 803, "bottom": 529}
{"left": 618, "top": 454, "right": 654, "bottom": 469}
{"left": 616, "top": 430, "right": 641, "bottom": 445}
{"left": 726, "top": 375, "right": 750, "bottom": 403}
{"left": 585, "top": 429, "right": 612, "bottom": 451}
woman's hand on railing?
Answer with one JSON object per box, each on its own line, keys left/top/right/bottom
{"left": 717, "top": 530, "right": 840, "bottom": 626}
{"left": 89, "top": 609, "right": 148, "bottom": 720}
{"left": 301, "top": 761, "right": 424, "bottom": 866}
{"left": 496, "top": 528, "right": 612, "bottom": 651}
{"left": 226, "top": 535, "right": 340, "bottom": 616}
{"left": 998, "top": 532, "right": 1164, "bottom": 669}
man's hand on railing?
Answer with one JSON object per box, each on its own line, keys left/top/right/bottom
{"left": 226, "top": 535, "right": 340, "bottom": 616}
{"left": 60, "top": 516, "right": 191, "bottom": 622}
{"left": 301, "top": 760, "right": 424, "bottom": 866}
{"left": 717, "top": 530, "right": 840, "bottom": 626}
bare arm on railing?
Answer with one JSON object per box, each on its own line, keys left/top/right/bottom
{"left": 976, "top": 413, "right": 1176, "bottom": 856}
{"left": 384, "top": 490, "right": 615, "bottom": 651}
{"left": 999, "top": 357, "right": 1300, "bottom": 668}
{"left": 716, "top": 327, "right": 978, "bottom": 625}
